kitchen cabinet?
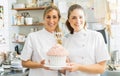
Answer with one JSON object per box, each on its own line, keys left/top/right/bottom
{"left": 11, "top": 2, "right": 52, "bottom": 43}
{"left": 12, "top": 6, "right": 45, "bottom": 26}
{"left": 11, "top": 11, "right": 44, "bottom": 54}
{"left": 12, "top": 7, "right": 46, "bottom": 11}
{"left": 11, "top": 0, "right": 53, "bottom": 52}
{"left": 11, "top": 0, "right": 53, "bottom": 39}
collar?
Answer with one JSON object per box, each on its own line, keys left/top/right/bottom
{"left": 74, "top": 29, "right": 87, "bottom": 35}
{"left": 72, "top": 29, "right": 88, "bottom": 39}
{"left": 42, "top": 28, "right": 55, "bottom": 36}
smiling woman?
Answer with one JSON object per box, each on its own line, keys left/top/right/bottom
{"left": 20, "top": 4, "right": 62, "bottom": 76}
{"left": 63, "top": 4, "right": 110, "bottom": 76}
{"left": 43, "top": 4, "right": 61, "bottom": 33}
{"left": 43, "top": 9, "right": 60, "bottom": 33}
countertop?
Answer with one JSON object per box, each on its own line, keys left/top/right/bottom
{"left": 0, "top": 68, "right": 29, "bottom": 76}
{"left": 101, "top": 70, "right": 120, "bottom": 76}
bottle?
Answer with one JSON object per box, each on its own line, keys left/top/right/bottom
{"left": 21, "top": 16, "right": 24, "bottom": 25}
{"left": 15, "top": 45, "right": 20, "bottom": 55}
{"left": 12, "top": 15, "right": 17, "bottom": 25}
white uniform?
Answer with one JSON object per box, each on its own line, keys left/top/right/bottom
{"left": 63, "top": 29, "right": 110, "bottom": 76}
{"left": 21, "top": 28, "right": 58, "bottom": 76}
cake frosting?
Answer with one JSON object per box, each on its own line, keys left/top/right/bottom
{"left": 46, "top": 44, "right": 68, "bottom": 66}
{"left": 47, "top": 44, "right": 68, "bottom": 56}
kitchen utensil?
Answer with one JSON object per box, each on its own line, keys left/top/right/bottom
{"left": 21, "top": 12, "right": 30, "bottom": 18}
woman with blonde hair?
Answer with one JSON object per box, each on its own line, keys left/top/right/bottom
{"left": 21, "top": 4, "right": 61, "bottom": 76}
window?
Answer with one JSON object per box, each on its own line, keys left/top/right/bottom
{"left": 109, "top": 0, "right": 120, "bottom": 24}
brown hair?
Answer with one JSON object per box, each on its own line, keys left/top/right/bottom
{"left": 66, "top": 4, "right": 86, "bottom": 34}
{"left": 43, "top": 4, "right": 61, "bottom": 32}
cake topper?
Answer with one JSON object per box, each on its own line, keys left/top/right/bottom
{"left": 54, "top": 32, "right": 63, "bottom": 44}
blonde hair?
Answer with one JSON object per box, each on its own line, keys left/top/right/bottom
{"left": 43, "top": 4, "right": 61, "bottom": 32}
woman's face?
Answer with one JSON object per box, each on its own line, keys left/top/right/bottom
{"left": 44, "top": 9, "right": 59, "bottom": 33}
{"left": 68, "top": 9, "right": 85, "bottom": 32}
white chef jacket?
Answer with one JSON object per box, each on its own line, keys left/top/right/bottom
{"left": 21, "top": 28, "right": 58, "bottom": 76}
{"left": 63, "top": 29, "right": 110, "bottom": 76}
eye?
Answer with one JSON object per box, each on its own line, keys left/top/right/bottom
{"left": 46, "top": 15, "right": 51, "bottom": 19}
{"left": 46, "top": 16, "right": 51, "bottom": 19}
{"left": 53, "top": 15, "right": 57, "bottom": 19}
{"left": 72, "top": 16, "right": 77, "bottom": 19}
{"left": 79, "top": 16, "right": 82, "bottom": 19}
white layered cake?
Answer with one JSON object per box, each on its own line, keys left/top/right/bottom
{"left": 47, "top": 44, "right": 68, "bottom": 66}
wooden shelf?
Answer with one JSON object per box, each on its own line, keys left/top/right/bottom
{"left": 12, "top": 6, "right": 46, "bottom": 11}
{"left": 12, "top": 41, "right": 24, "bottom": 44}
{"left": 13, "top": 22, "right": 44, "bottom": 26}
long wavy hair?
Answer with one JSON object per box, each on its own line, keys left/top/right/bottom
{"left": 43, "top": 4, "right": 61, "bottom": 32}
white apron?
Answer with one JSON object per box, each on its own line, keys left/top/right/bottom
{"left": 63, "top": 29, "right": 110, "bottom": 76}
{"left": 21, "top": 28, "right": 58, "bottom": 76}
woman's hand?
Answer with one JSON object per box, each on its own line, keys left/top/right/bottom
{"left": 66, "top": 57, "right": 70, "bottom": 63}
{"left": 64, "top": 61, "right": 106, "bottom": 74}
{"left": 40, "top": 60, "right": 55, "bottom": 71}
{"left": 64, "top": 63, "right": 80, "bottom": 72}
{"left": 59, "top": 69, "right": 66, "bottom": 75}
{"left": 40, "top": 60, "right": 49, "bottom": 70}
{"left": 40, "top": 60, "right": 58, "bottom": 71}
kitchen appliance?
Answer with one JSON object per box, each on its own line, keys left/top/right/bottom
{"left": 111, "top": 50, "right": 120, "bottom": 64}
{"left": 15, "top": 45, "right": 21, "bottom": 55}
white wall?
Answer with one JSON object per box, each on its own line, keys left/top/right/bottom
{"left": 7, "top": 0, "right": 18, "bottom": 51}
{"left": 110, "top": 25, "right": 120, "bottom": 51}
{"left": 0, "top": 0, "right": 9, "bottom": 52}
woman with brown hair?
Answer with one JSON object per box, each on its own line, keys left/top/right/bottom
{"left": 63, "top": 4, "right": 110, "bottom": 76}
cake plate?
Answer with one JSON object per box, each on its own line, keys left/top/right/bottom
{"left": 44, "top": 65, "right": 66, "bottom": 70}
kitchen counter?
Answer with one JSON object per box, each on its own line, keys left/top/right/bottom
{"left": 0, "top": 56, "right": 28, "bottom": 76}
{"left": 2, "top": 72, "right": 24, "bottom": 76}
{"left": 0, "top": 68, "right": 29, "bottom": 76}
{"left": 101, "top": 70, "right": 120, "bottom": 76}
